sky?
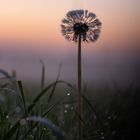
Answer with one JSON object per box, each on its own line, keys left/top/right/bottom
{"left": 0, "top": 0, "right": 140, "bottom": 86}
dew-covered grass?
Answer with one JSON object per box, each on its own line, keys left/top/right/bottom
{"left": 0, "top": 68, "right": 139, "bottom": 140}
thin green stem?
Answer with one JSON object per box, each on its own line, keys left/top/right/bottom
{"left": 78, "top": 34, "right": 82, "bottom": 140}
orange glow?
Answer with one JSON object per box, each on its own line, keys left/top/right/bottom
{"left": 0, "top": 0, "right": 140, "bottom": 51}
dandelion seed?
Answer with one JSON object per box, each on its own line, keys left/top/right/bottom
{"left": 6, "top": 115, "right": 9, "bottom": 119}
{"left": 64, "top": 110, "right": 68, "bottom": 113}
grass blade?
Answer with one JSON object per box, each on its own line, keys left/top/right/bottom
{"left": 82, "top": 95, "right": 107, "bottom": 139}
{"left": 27, "top": 80, "right": 72, "bottom": 113}
{"left": 0, "top": 69, "right": 16, "bottom": 88}
{"left": 74, "top": 109, "right": 86, "bottom": 126}
{"left": 3, "top": 81, "right": 72, "bottom": 140}
{"left": 47, "top": 63, "right": 61, "bottom": 103}
{"left": 2, "top": 121, "right": 20, "bottom": 140}
{"left": 17, "top": 80, "right": 27, "bottom": 115}
{"left": 40, "top": 60, "right": 45, "bottom": 91}
{"left": 27, "top": 116, "right": 66, "bottom": 140}
{"left": 19, "top": 95, "right": 66, "bottom": 140}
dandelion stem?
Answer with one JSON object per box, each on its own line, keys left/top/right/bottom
{"left": 77, "top": 33, "right": 82, "bottom": 140}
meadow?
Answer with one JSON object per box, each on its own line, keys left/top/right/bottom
{"left": 0, "top": 0, "right": 140, "bottom": 139}
{"left": 0, "top": 65, "right": 139, "bottom": 140}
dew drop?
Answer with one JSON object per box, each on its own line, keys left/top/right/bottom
{"left": 101, "top": 136, "right": 104, "bottom": 139}
{"left": 70, "top": 106, "right": 74, "bottom": 110}
{"left": 67, "top": 92, "right": 70, "bottom": 96}
{"left": 10, "top": 125, "right": 13, "bottom": 128}
{"left": 94, "top": 115, "right": 97, "bottom": 119}
{"left": 108, "top": 116, "right": 111, "bottom": 120}
{"left": 43, "top": 128, "right": 47, "bottom": 131}
{"left": 29, "top": 135, "right": 33, "bottom": 139}
{"left": 20, "top": 119, "right": 27, "bottom": 126}
{"left": 101, "top": 132, "right": 104, "bottom": 135}
{"left": 15, "top": 106, "right": 21, "bottom": 113}
{"left": 65, "top": 104, "right": 69, "bottom": 108}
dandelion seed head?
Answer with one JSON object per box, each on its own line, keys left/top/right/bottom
{"left": 61, "top": 9, "right": 101, "bottom": 42}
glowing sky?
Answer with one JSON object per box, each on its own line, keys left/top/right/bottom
{"left": 0, "top": 0, "right": 140, "bottom": 84}
{"left": 0, "top": 0, "right": 140, "bottom": 51}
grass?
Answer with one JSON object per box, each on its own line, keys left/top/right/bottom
{"left": 0, "top": 66, "right": 140, "bottom": 140}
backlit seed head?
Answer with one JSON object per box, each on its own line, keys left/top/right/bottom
{"left": 61, "top": 9, "right": 101, "bottom": 42}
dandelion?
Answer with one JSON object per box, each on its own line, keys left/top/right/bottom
{"left": 61, "top": 9, "right": 101, "bottom": 42}
{"left": 61, "top": 9, "right": 102, "bottom": 140}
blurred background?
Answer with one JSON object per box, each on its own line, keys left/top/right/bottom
{"left": 0, "top": 0, "right": 140, "bottom": 87}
